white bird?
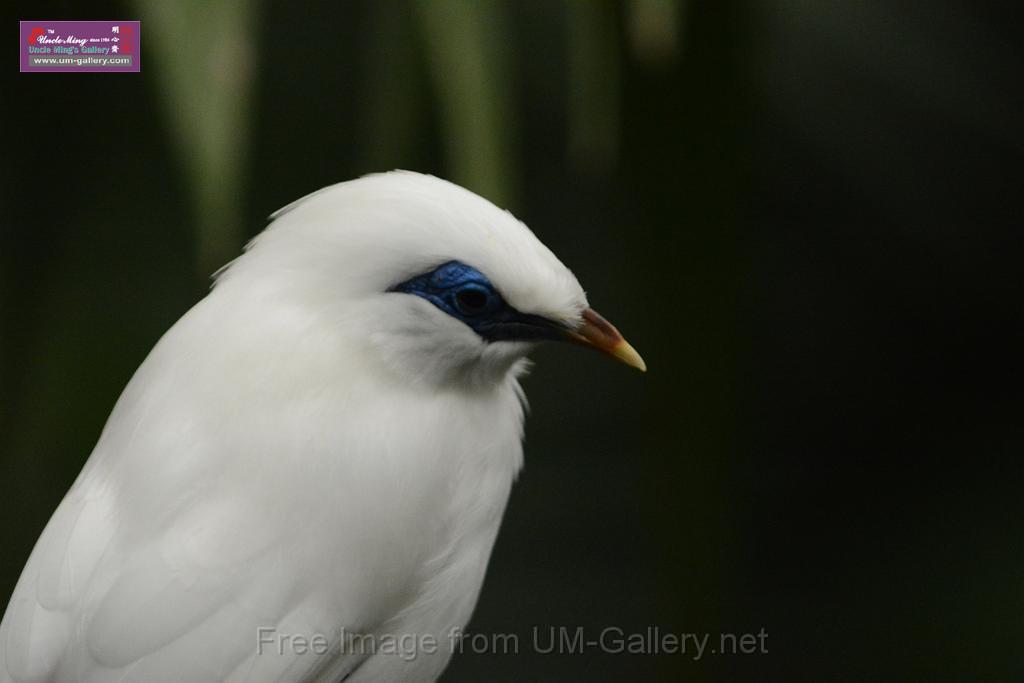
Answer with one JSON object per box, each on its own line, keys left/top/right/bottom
{"left": 0, "top": 171, "right": 644, "bottom": 683}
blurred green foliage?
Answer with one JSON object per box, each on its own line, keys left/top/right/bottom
{"left": 134, "top": 0, "right": 260, "bottom": 277}
{"left": 124, "top": 0, "right": 687, "bottom": 277}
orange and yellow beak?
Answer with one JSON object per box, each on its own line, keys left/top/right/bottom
{"left": 562, "top": 308, "right": 646, "bottom": 372}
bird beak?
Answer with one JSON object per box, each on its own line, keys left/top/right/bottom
{"left": 563, "top": 308, "right": 647, "bottom": 372}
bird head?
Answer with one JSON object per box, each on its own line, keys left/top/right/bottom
{"left": 216, "top": 172, "right": 644, "bottom": 388}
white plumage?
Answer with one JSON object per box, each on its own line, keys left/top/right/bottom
{"left": 0, "top": 172, "right": 642, "bottom": 682}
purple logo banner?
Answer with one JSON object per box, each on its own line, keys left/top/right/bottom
{"left": 20, "top": 21, "right": 140, "bottom": 73}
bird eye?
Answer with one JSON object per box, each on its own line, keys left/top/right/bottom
{"left": 454, "top": 286, "right": 491, "bottom": 316}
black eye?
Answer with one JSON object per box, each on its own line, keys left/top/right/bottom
{"left": 454, "top": 286, "right": 491, "bottom": 316}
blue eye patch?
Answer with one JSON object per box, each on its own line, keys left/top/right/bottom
{"left": 389, "top": 261, "right": 565, "bottom": 342}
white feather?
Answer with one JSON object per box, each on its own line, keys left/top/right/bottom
{"left": 0, "top": 172, "right": 588, "bottom": 682}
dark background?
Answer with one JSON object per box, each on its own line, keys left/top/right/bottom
{"left": 2, "top": 1, "right": 1022, "bottom": 680}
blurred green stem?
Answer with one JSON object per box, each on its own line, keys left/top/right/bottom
{"left": 414, "top": 0, "right": 515, "bottom": 207}
{"left": 358, "top": 0, "right": 420, "bottom": 171}
{"left": 133, "top": 0, "right": 259, "bottom": 280}
{"left": 626, "top": 0, "right": 685, "bottom": 65}
{"left": 567, "top": 0, "right": 621, "bottom": 175}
